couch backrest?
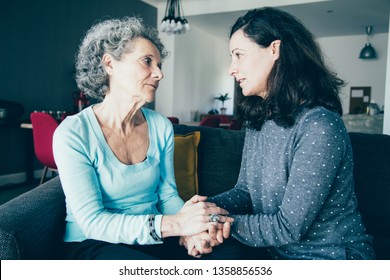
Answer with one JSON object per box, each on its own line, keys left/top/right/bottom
{"left": 348, "top": 132, "right": 390, "bottom": 259}
{"left": 173, "top": 125, "right": 245, "bottom": 196}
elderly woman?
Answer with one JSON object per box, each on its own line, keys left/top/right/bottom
{"left": 53, "top": 17, "right": 232, "bottom": 260}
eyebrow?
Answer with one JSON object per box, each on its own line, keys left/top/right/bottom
{"left": 144, "top": 53, "right": 162, "bottom": 62}
{"left": 145, "top": 53, "right": 156, "bottom": 59}
{"left": 231, "top": 48, "right": 244, "bottom": 55}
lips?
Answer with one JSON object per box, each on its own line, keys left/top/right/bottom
{"left": 237, "top": 78, "right": 245, "bottom": 86}
{"left": 148, "top": 83, "right": 158, "bottom": 89}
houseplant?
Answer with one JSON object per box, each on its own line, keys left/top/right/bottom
{"left": 214, "top": 93, "right": 231, "bottom": 115}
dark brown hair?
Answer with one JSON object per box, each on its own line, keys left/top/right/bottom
{"left": 231, "top": 7, "right": 344, "bottom": 130}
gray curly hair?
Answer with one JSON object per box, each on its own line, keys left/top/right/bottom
{"left": 75, "top": 17, "right": 168, "bottom": 100}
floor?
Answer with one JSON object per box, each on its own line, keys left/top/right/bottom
{"left": 0, "top": 181, "right": 39, "bottom": 205}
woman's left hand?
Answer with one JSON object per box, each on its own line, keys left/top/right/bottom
{"left": 180, "top": 195, "right": 233, "bottom": 235}
{"left": 209, "top": 220, "right": 231, "bottom": 243}
{"left": 161, "top": 195, "right": 234, "bottom": 238}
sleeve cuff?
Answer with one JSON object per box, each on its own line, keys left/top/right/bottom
{"left": 154, "top": 214, "right": 163, "bottom": 239}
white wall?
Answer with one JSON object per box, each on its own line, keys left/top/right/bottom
{"left": 317, "top": 33, "right": 388, "bottom": 114}
{"left": 157, "top": 30, "right": 389, "bottom": 125}
{"left": 153, "top": 0, "right": 331, "bottom": 121}
{"left": 171, "top": 26, "right": 234, "bottom": 121}
{"left": 153, "top": 0, "right": 389, "bottom": 133}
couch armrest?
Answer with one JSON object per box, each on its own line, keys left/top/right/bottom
{"left": 0, "top": 177, "right": 66, "bottom": 259}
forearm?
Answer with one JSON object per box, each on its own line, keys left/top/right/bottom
{"left": 207, "top": 186, "right": 253, "bottom": 214}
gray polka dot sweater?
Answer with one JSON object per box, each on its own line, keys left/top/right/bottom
{"left": 209, "top": 106, "right": 375, "bottom": 259}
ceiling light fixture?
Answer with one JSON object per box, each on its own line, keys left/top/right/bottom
{"left": 160, "top": 0, "right": 190, "bottom": 35}
{"left": 359, "top": 26, "right": 377, "bottom": 59}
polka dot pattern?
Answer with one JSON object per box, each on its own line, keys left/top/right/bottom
{"left": 209, "top": 107, "right": 375, "bottom": 259}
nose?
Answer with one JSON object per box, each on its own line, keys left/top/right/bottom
{"left": 228, "top": 61, "right": 237, "bottom": 77}
{"left": 153, "top": 67, "right": 164, "bottom": 80}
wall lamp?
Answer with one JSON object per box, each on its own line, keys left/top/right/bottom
{"left": 359, "top": 26, "right": 377, "bottom": 59}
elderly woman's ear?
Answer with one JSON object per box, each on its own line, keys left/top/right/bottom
{"left": 102, "top": 54, "right": 114, "bottom": 75}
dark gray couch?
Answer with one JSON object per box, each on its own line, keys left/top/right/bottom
{"left": 0, "top": 125, "right": 389, "bottom": 259}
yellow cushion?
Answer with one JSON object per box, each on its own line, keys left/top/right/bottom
{"left": 174, "top": 131, "right": 200, "bottom": 201}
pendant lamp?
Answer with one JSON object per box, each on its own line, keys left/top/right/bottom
{"left": 160, "top": 0, "right": 190, "bottom": 35}
{"left": 359, "top": 26, "right": 377, "bottom": 59}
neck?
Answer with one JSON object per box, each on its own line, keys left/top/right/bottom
{"left": 93, "top": 95, "right": 146, "bottom": 132}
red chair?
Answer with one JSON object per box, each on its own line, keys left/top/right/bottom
{"left": 30, "top": 112, "right": 59, "bottom": 184}
{"left": 199, "top": 115, "right": 220, "bottom": 128}
{"left": 167, "top": 116, "right": 179, "bottom": 124}
{"left": 217, "top": 115, "right": 231, "bottom": 124}
{"left": 228, "top": 119, "right": 244, "bottom": 130}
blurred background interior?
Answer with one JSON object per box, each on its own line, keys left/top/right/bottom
{"left": 0, "top": 0, "right": 389, "bottom": 197}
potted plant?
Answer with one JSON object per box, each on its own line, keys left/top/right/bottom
{"left": 214, "top": 93, "right": 231, "bottom": 114}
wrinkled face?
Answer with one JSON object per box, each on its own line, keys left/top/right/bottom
{"left": 104, "top": 37, "right": 163, "bottom": 103}
{"left": 228, "top": 29, "right": 279, "bottom": 98}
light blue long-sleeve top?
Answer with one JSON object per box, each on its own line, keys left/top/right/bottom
{"left": 53, "top": 106, "right": 184, "bottom": 245}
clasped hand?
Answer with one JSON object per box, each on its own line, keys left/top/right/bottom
{"left": 178, "top": 195, "right": 233, "bottom": 257}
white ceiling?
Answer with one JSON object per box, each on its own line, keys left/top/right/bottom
{"left": 142, "top": 0, "right": 390, "bottom": 38}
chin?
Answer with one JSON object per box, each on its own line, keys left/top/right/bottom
{"left": 242, "top": 89, "right": 254, "bottom": 97}
{"left": 240, "top": 85, "right": 254, "bottom": 96}
{"left": 243, "top": 88, "right": 266, "bottom": 98}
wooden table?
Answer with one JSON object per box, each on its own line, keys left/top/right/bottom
{"left": 181, "top": 121, "right": 229, "bottom": 128}
{"left": 20, "top": 123, "right": 33, "bottom": 129}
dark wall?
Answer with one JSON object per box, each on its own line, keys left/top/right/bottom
{"left": 0, "top": 0, "right": 157, "bottom": 177}
{"left": 0, "top": 0, "right": 156, "bottom": 117}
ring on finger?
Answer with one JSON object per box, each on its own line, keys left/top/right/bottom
{"left": 209, "top": 213, "right": 221, "bottom": 223}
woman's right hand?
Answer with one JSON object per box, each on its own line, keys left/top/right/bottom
{"left": 180, "top": 221, "right": 232, "bottom": 257}
{"left": 179, "top": 232, "right": 215, "bottom": 257}
{"left": 161, "top": 195, "right": 234, "bottom": 238}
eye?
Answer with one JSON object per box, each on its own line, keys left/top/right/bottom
{"left": 142, "top": 56, "right": 152, "bottom": 65}
{"left": 231, "top": 51, "right": 242, "bottom": 59}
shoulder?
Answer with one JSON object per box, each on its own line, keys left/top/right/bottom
{"left": 142, "top": 108, "right": 169, "bottom": 122}
{"left": 297, "top": 106, "right": 346, "bottom": 134}
{"left": 142, "top": 108, "right": 173, "bottom": 141}
{"left": 142, "top": 108, "right": 172, "bottom": 131}
{"left": 54, "top": 107, "right": 92, "bottom": 144}
{"left": 294, "top": 106, "right": 350, "bottom": 149}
